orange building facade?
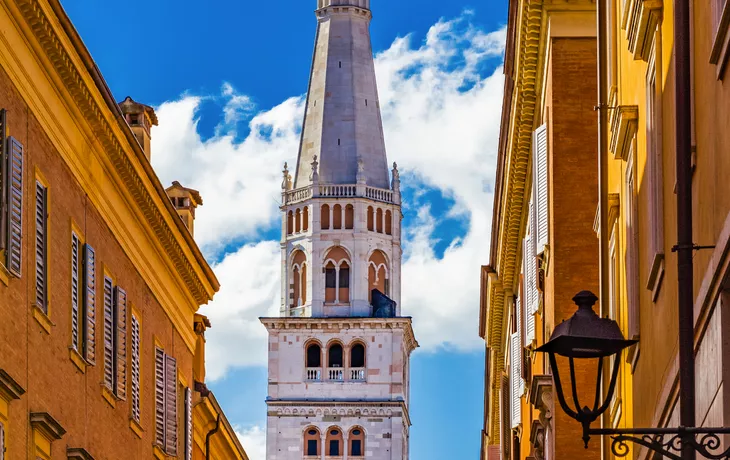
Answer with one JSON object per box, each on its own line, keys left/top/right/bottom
{"left": 0, "top": 0, "right": 246, "bottom": 458}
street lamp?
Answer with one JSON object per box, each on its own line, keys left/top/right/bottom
{"left": 536, "top": 291, "right": 730, "bottom": 459}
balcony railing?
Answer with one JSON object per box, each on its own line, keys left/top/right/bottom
{"left": 350, "top": 368, "right": 366, "bottom": 381}
{"left": 283, "top": 183, "right": 396, "bottom": 205}
{"left": 306, "top": 368, "right": 322, "bottom": 381}
{"left": 328, "top": 368, "right": 344, "bottom": 381}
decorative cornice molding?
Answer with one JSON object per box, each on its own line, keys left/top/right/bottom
{"left": 67, "top": 448, "right": 95, "bottom": 460}
{"left": 260, "top": 316, "right": 419, "bottom": 354}
{"left": 0, "top": 369, "right": 25, "bottom": 401}
{"left": 609, "top": 105, "right": 638, "bottom": 161}
{"left": 30, "top": 411, "right": 66, "bottom": 440}
{"left": 15, "top": 0, "right": 217, "bottom": 305}
{"left": 266, "top": 399, "right": 411, "bottom": 427}
{"left": 622, "top": 0, "right": 662, "bottom": 61}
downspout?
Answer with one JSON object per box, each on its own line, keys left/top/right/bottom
{"left": 597, "top": 0, "right": 609, "bottom": 335}
{"left": 205, "top": 415, "right": 221, "bottom": 460}
{"left": 674, "top": 0, "right": 696, "bottom": 458}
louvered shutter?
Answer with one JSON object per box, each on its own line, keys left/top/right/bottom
{"left": 131, "top": 315, "right": 140, "bottom": 422}
{"left": 103, "top": 276, "right": 115, "bottom": 390}
{"left": 0, "top": 420, "right": 4, "bottom": 460}
{"left": 155, "top": 347, "right": 166, "bottom": 447}
{"left": 164, "top": 354, "right": 178, "bottom": 456}
{"left": 71, "top": 233, "right": 80, "bottom": 350}
{"left": 115, "top": 287, "right": 127, "bottom": 400}
{"left": 523, "top": 236, "right": 536, "bottom": 346}
{"left": 510, "top": 332, "right": 521, "bottom": 429}
{"left": 6, "top": 136, "right": 23, "bottom": 278}
{"left": 532, "top": 124, "right": 549, "bottom": 254}
{"left": 34, "top": 182, "right": 47, "bottom": 311}
{"left": 184, "top": 387, "right": 193, "bottom": 460}
{"left": 0, "top": 109, "right": 6, "bottom": 254}
{"left": 84, "top": 244, "right": 96, "bottom": 364}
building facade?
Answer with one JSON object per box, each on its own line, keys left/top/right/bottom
{"left": 263, "top": 1, "right": 418, "bottom": 459}
{"left": 479, "top": 1, "right": 601, "bottom": 459}
{"left": 0, "top": 1, "right": 246, "bottom": 458}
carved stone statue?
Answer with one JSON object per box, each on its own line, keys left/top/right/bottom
{"left": 310, "top": 155, "right": 319, "bottom": 183}
{"left": 391, "top": 162, "right": 401, "bottom": 192}
{"left": 282, "top": 162, "right": 293, "bottom": 191}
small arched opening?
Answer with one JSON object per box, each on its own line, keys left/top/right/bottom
{"left": 287, "top": 210, "right": 294, "bottom": 235}
{"left": 345, "top": 204, "right": 355, "bottom": 229}
{"left": 303, "top": 206, "right": 309, "bottom": 232}
{"left": 304, "top": 427, "right": 321, "bottom": 456}
{"left": 324, "top": 246, "right": 351, "bottom": 305}
{"left": 385, "top": 210, "right": 393, "bottom": 235}
{"left": 326, "top": 428, "right": 344, "bottom": 457}
{"left": 306, "top": 342, "right": 322, "bottom": 381}
{"left": 291, "top": 250, "right": 307, "bottom": 307}
{"left": 349, "top": 427, "right": 365, "bottom": 457}
{"left": 321, "top": 204, "right": 330, "bottom": 230}
{"left": 376, "top": 208, "right": 383, "bottom": 233}
{"left": 333, "top": 204, "right": 343, "bottom": 229}
{"left": 368, "top": 250, "right": 389, "bottom": 302}
{"left": 367, "top": 206, "right": 374, "bottom": 231}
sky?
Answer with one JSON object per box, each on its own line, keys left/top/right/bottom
{"left": 61, "top": 1, "right": 508, "bottom": 458}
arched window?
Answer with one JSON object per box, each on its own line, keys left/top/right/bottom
{"left": 325, "top": 261, "right": 337, "bottom": 304}
{"left": 345, "top": 204, "right": 354, "bottom": 229}
{"left": 324, "top": 247, "right": 351, "bottom": 305}
{"left": 287, "top": 210, "right": 294, "bottom": 235}
{"left": 368, "top": 250, "right": 389, "bottom": 302}
{"left": 295, "top": 208, "right": 302, "bottom": 233}
{"left": 326, "top": 428, "right": 344, "bottom": 456}
{"left": 333, "top": 204, "right": 343, "bottom": 229}
{"left": 376, "top": 208, "right": 383, "bottom": 233}
{"left": 307, "top": 343, "right": 322, "bottom": 367}
{"left": 321, "top": 204, "right": 330, "bottom": 230}
{"left": 304, "top": 427, "right": 321, "bottom": 456}
{"left": 385, "top": 210, "right": 392, "bottom": 235}
{"left": 328, "top": 343, "right": 343, "bottom": 368}
{"left": 367, "top": 206, "right": 374, "bottom": 231}
{"left": 349, "top": 427, "right": 365, "bottom": 457}
{"left": 303, "top": 206, "right": 309, "bottom": 232}
{"left": 350, "top": 343, "right": 365, "bottom": 368}
{"left": 339, "top": 261, "right": 350, "bottom": 304}
{"left": 291, "top": 250, "right": 307, "bottom": 307}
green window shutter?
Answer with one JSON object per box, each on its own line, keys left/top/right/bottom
{"left": 164, "top": 354, "right": 178, "bottom": 456}
{"left": 34, "top": 181, "right": 48, "bottom": 312}
{"left": 103, "top": 276, "right": 115, "bottom": 390}
{"left": 83, "top": 244, "right": 96, "bottom": 364}
{"left": 155, "top": 347, "right": 166, "bottom": 447}
{"left": 71, "top": 233, "right": 80, "bottom": 350}
{"left": 115, "top": 286, "right": 127, "bottom": 400}
{"left": 6, "top": 136, "right": 23, "bottom": 278}
{"left": 131, "top": 314, "right": 140, "bottom": 422}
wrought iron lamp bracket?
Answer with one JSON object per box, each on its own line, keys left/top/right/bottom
{"left": 585, "top": 427, "right": 730, "bottom": 459}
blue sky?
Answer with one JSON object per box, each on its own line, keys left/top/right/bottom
{"left": 62, "top": 1, "right": 507, "bottom": 458}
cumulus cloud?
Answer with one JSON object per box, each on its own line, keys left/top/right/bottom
{"left": 236, "top": 425, "right": 267, "bottom": 460}
{"left": 152, "top": 14, "right": 505, "bottom": 378}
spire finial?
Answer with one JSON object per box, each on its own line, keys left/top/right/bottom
{"left": 310, "top": 155, "right": 320, "bottom": 184}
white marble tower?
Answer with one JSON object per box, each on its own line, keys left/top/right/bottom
{"left": 261, "top": 1, "right": 418, "bottom": 459}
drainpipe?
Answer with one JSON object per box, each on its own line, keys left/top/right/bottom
{"left": 597, "top": 0, "right": 609, "bottom": 330}
{"left": 674, "top": 0, "right": 696, "bottom": 458}
{"left": 205, "top": 415, "right": 221, "bottom": 460}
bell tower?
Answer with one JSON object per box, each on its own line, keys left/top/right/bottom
{"left": 261, "top": 1, "right": 417, "bottom": 459}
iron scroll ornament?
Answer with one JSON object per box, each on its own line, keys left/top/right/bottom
{"left": 585, "top": 427, "right": 730, "bottom": 460}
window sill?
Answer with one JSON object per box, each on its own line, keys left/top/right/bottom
{"left": 711, "top": 1, "right": 730, "bottom": 80}
{"left": 101, "top": 386, "right": 117, "bottom": 408}
{"left": 153, "top": 445, "right": 171, "bottom": 459}
{"left": 69, "top": 348, "right": 87, "bottom": 373}
{"left": 129, "top": 418, "right": 144, "bottom": 439}
{"left": 32, "top": 305, "right": 53, "bottom": 334}
{"left": 646, "top": 253, "right": 665, "bottom": 302}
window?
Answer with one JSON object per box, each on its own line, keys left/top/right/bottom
{"left": 303, "top": 206, "right": 309, "bottom": 232}
{"left": 330, "top": 440, "right": 340, "bottom": 456}
{"left": 376, "top": 208, "right": 383, "bottom": 233}
{"left": 326, "top": 429, "right": 343, "bottom": 456}
{"left": 131, "top": 314, "right": 141, "bottom": 423}
{"left": 367, "top": 206, "right": 374, "bottom": 231}
{"left": 71, "top": 233, "right": 81, "bottom": 351}
{"left": 295, "top": 209, "right": 302, "bottom": 233}
{"left": 34, "top": 181, "right": 48, "bottom": 313}
{"left": 626, "top": 152, "right": 640, "bottom": 340}
{"left": 0, "top": 110, "right": 25, "bottom": 279}
{"left": 328, "top": 344, "right": 343, "bottom": 368}
{"left": 321, "top": 204, "right": 331, "bottom": 230}
{"left": 306, "top": 343, "right": 322, "bottom": 368}
{"left": 333, "top": 204, "right": 342, "bottom": 229}
{"left": 345, "top": 205, "right": 354, "bottom": 229}
{"left": 532, "top": 124, "right": 549, "bottom": 253}
{"left": 304, "top": 428, "right": 320, "bottom": 456}
{"left": 307, "top": 440, "right": 318, "bottom": 456}
{"left": 83, "top": 244, "right": 97, "bottom": 364}
{"left": 155, "top": 347, "right": 178, "bottom": 456}
{"left": 287, "top": 211, "right": 294, "bottom": 235}
{"left": 102, "top": 276, "right": 127, "bottom": 399}
{"left": 368, "top": 250, "right": 389, "bottom": 303}
{"left": 646, "top": 48, "right": 665, "bottom": 296}
{"left": 351, "top": 343, "right": 365, "bottom": 368}
{"left": 385, "top": 210, "right": 392, "bottom": 235}
{"left": 351, "top": 440, "right": 362, "bottom": 456}
{"left": 325, "top": 264, "right": 337, "bottom": 303}
{"left": 324, "top": 247, "right": 351, "bottom": 305}
{"left": 338, "top": 262, "right": 350, "bottom": 303}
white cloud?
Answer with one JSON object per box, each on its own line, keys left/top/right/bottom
{"left": 152, "top": 14, "right": 505, "bottom": 378}
{"left": 236, "top": 424, "right": 267, "bottom": 460}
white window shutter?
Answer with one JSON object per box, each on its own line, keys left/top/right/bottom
{"left": 164, "top": 354, "right": 178, "bottom": 456}
{"left": 115, "top": 287, "right": 127, "bottom": 400}
{"left": 185, "top": 387, "right": 193, "bottom": 460}
{"left": 103, "top": 277, "right": 115, "bottom": 390}
{"left": 7, "top": 136, "right": 23, "bottom": 278}
{"left": 522, "top": 238, "right": 535, "bottom": 346}
{"left": 155, "top": 347, "right": 166, "bottom": 447}
{"left": 84, "top": 244, "right": 96, "bottom": 364}
{"left": 510, "top": 332, "right": 522, "bottom": 429}
{"left": 71, "top": 233, "right": 80, "bottom": 351}
{"left": 131, "top": 315, "right": 140, "bottom": 423}
{"left": 532, "top": 125, "right": 549, "bottom": 253}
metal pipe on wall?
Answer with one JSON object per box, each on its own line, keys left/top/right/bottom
{"left": 674, "top": 0, "right": 696, "bottom": 458}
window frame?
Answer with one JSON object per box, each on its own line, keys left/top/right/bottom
{"left": 33, "top": 174, "right": 50, "bottom": 317}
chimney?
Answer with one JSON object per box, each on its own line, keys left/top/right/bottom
{"left": 118, "top": 96, "right": 158, "bottom": 159}
{"left": 165, "top": 181, "right": 202, "bottom": 236}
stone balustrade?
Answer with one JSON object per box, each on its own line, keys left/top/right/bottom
{"left": 283, "top": 184, "right": 396, "bottom": 205}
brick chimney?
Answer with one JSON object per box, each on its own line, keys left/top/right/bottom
{"left": 118, "top": 96, "right": 158, "bottom": 159}
{"left": 165, "top": 181, "right": 202, "bottom": 236}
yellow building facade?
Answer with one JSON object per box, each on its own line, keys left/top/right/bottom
{"left": 0, "top": 0, "right": 248, "bottom": 458}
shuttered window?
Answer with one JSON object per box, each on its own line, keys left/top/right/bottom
{"left": 155, "top": 347, "right": 178, "bottom": 456}
{"left": 523, "top": 229, "right": 537, "bottom": 346}
{"left": 115, "top": 287, "right": 127, "bottom": 400}
{"left": 131, "top": 314, "right": 141, "bottom": 423}
{"left": 83, "top": 244, "right": 96, "bottom": 364}
{"left": 532, "top": 124, "right": 549, "bottom": 254}
{"left": 7, "top": 136, "right": 23, "bottom": 278}
{"left": 34, "top": 181, "right": 48, "bottom": 312}
{"left": 510, "top": 296, "right": 523, "bottom": 429}
{"left": 184, "top": 387, "right": 193, "bottom": 460}
{"left": 71, "top": 233, "right": 81, "bottom": 350}
{"left": 103, "top": 276, "right": 115, "bottom": 390}
{"left": 0, "top": 109, "right": 6, "bottom": 258}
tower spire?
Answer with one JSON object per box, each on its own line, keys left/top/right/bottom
{"left": 294, "top": 0, "right": 389, "bottom": 189}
